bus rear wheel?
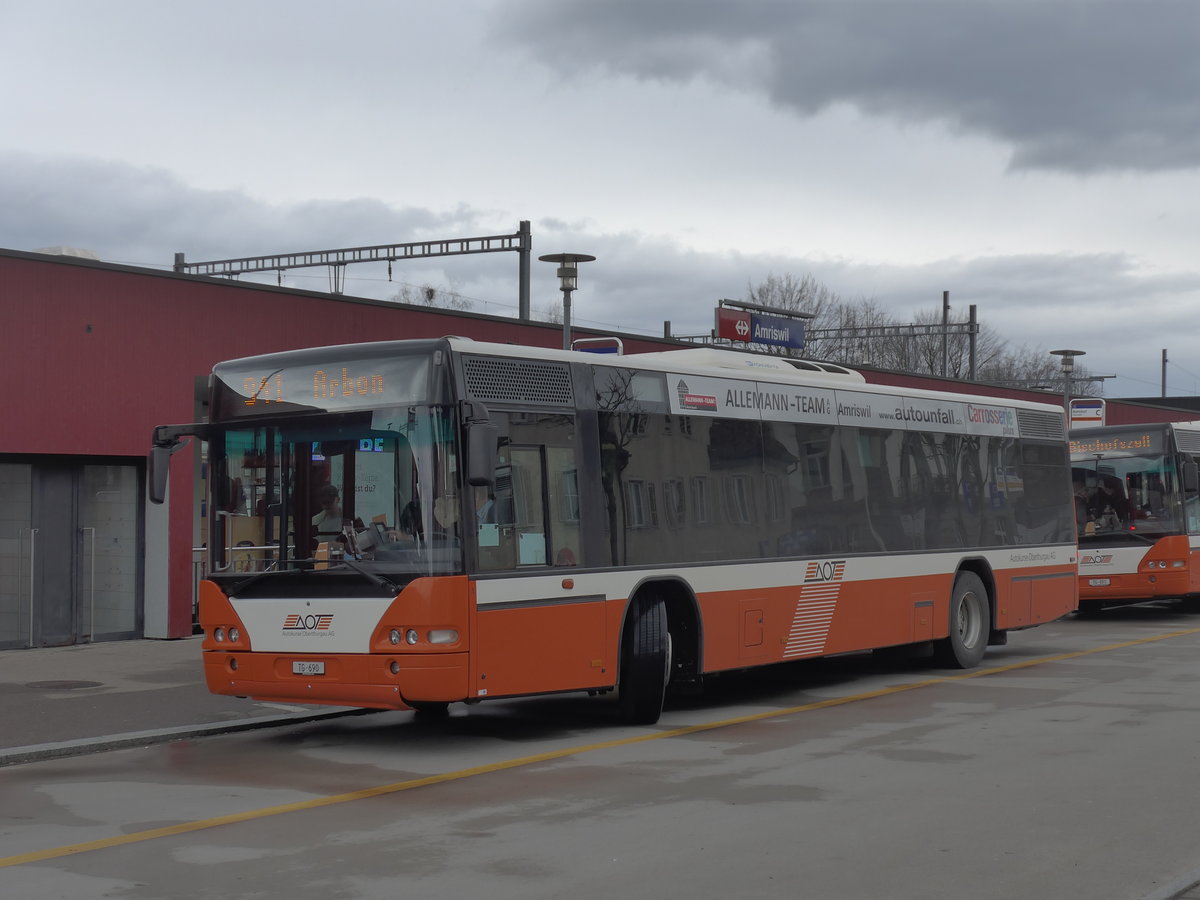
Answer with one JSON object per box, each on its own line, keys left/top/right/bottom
{"left": 619, "top": 594, "right": 669, "bottom": 725}
{"left": 934, "top": 571, "right": 989, "bottom": 669}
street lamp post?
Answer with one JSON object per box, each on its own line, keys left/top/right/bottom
{"left": 1050, "top": 349, "right": 1085, "bottom": 413}
{"left": 539, "top": 252, "right": 596, "bottom": 351}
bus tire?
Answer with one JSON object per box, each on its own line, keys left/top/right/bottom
{"left": 934, "top": 571, "right": 989, "bottom": 669}
{"left": 408, "top": 700, "right": 450, "bottom": 717}
{"left": 619, "top": 594, "right": 669, "bottom": 725}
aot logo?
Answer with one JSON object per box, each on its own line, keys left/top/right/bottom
{"left": 282, "top": 614, "right": 334, "bottom": 631}
{"left": 804, "top": 560, "right": 846, "bottom": 583}
{"left": 1080, "top": 555, "right": 1113, "bottom": 566}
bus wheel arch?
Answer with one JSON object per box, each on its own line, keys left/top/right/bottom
{"left": 618, "top": 579, "right": 702, "bottom": 723}
{"left": 933, "top": 563, "right": 992, "bottom": 669}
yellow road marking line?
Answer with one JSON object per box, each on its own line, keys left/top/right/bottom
{"left": 4, "top": 626, "right": 1198, "bottom": 869}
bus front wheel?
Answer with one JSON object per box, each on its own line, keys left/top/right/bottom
{"left": 619, "top": 594, "right": 669, "bottom": 725}
{"left": 934, "top": 571, "right": 989, "bottom": 669}
{"left": 407, "top": 700, "right": 450, "bottom": 717}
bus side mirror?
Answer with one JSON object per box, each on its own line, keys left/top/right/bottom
{"left": 148, "top": 445, "right": 174, "bottom": 504}
{"left": 461, "top": 400, "right": 497, "bottom": 489}
{"left": 1185, "top": 458, "right": 1199, "bottom": 492}
{"left": 148, "top": 423, "right": 209, "bottom": 504}
{"left": 467, "top": 422, "right": 498, "bottom": 489}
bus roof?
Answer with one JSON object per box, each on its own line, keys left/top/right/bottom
{"left": 211, "top": 336, "right": 1068, "bottom": 425}
{"left": 445, "top": 336, "right": 1067, "bottom": 416}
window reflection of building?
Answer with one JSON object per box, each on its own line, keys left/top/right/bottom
{"left": 724, "top": 474, "right": 754, "bottom": 525}
{"left": 603, "top": 407, "right": 1071, "bottom": 566}
{"left": 691, "top": 476, "right": 710, "bottom": 525}
{"left": 624, "top": 479, "right": 656, "bottom": 529}
{"left": 591, "top": 367, "right": 1072, "bottom": 567}
{"left": 765, "top": 474, "right": 784, "bottom": 523}
{"left": 663, "top": 478, "right": 685, "bottom": 528}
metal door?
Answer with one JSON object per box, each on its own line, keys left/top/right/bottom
{"left": 0, "top": 461, "right": 141, "bottom": 648}
{"left": 0, "top": 463, "right": 34, "bottom": 649}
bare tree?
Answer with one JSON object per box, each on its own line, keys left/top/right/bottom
{"left": 538, "top": 301, "right": 563, "bottom": 325}
{"left": 977, "top": 343, "right": 1102, "bottom": 397}
{"left": 742, "top": 273, "right": 1105, "bottom": 394}
{"left": 746, "top": 272, "right": 838, "bottom": 325}
{"left": 742, "top": 273, "right": 838, "bottom": 357}
{"left": 811, "top": 297, "right": 898, "bottom": 365}
{"left": 389, "top": 282, "right": 474, "bottom": 312}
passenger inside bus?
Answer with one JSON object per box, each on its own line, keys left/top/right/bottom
{"left": 1087, "top": 476, "right": 1130, "bottom": 528}
{"left": 1073, "top": 476, "right": 1090, "bottom": 532}
{"left": 475, "top": 489, "right": 496, "bottom": 524}
{"left": 397, "top": 499, "right": 423, "bottom": 539}
{"left": 311, "top": 484, "right": 343, "bottom": 533}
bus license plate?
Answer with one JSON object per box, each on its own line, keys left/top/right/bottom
{"left": 293, "top": 661, "right": 325, "bottom": 676}
{"left": 1088, "top": 578, "right": 1111, "bottom": 587}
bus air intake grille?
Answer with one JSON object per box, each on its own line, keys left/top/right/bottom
{"left": 464, "top": 357, "right": 574, "bottom": 406}
{"left": 1016, "top": 409, "right": 1065, "bottom": 440}
{"left": 1174, "top": 429, "right": 1200, "bottom": 453}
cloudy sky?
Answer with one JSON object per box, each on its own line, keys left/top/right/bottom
{"left": 4, "top": 0, "right": 1200, "bottom": 396}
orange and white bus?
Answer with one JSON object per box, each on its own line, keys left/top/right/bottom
{"left": 151, "top": 337, "right": 1077, "bottom": 724}
{"left": 1072, "top": 421, "right": 1200, "bottom": 613}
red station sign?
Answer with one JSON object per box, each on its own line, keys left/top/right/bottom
{"left": 715, "top": 307, "right": 752, "bottom": 342}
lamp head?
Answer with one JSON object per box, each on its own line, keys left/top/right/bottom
{"left": 1050, "top": 349, "right": 1085, "bottom": 374}
{"left": 539, "top": 253, "right": 596, "bottom": 292}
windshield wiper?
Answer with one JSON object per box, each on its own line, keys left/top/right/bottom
{"left": 1082, "top": 528, "right": 1157, "bottom": 545}
{"left": 1123, "top": 529, "right": 1158, "bottom": 545}
{"left": 330, "top": 556, "right": 402, "bottom": 593}
{"left": 226, "top": 564, "right": 302, "bottom": 597}
{"left": 227, "top": 558, "right": 399, "bottom": 595}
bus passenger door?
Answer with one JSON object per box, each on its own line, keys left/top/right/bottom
{"left": 473, "top": 416, "right": 608, "bottom": 697}
{"left": 477, "top": 415, "right": 581, "bottom": 573}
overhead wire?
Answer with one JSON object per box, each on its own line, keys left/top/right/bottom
{"left": 102, "top": 255, "right": 663, "bottom": 337}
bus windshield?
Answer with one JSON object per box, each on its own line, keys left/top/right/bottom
{"left": 1072, "top": 449, "right": 1182, "bottom": 539}
{"left": 208, "top": 404, "right": 464, "bottom": 581}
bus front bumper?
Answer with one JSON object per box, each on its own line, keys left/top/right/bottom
{"left": 1078, "top": 570, "right": 1190, "bottom": 603}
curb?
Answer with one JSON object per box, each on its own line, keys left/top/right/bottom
{"left": 0, "top": 708, "right": 369, "bottom": 768}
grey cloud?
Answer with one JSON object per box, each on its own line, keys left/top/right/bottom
{"left": 493, "top": 1, "right": 1200, "bottom": 173}
{"left": 0, "top": 152, "right": 466, "bottom": 269}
